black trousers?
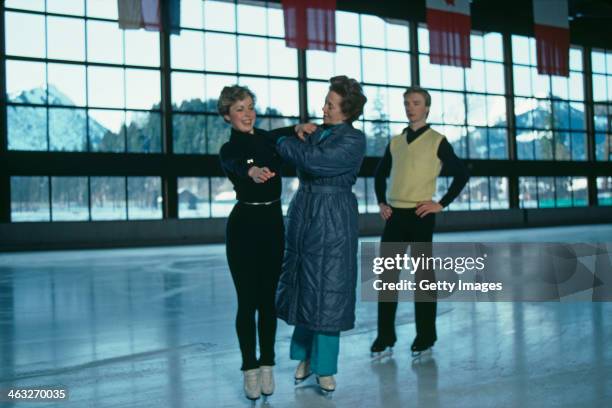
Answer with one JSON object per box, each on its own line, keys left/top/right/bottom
{"left": 226, "top": 201, "right": 284, "bottom": 370}
{"left": 377, "top": 207, "right": 437, "bottom": 346}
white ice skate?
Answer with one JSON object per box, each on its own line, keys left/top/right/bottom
{"left": 316, "top": 375, "right": 336, "bottom": 396}
{"left": 294, "top": 360, "right": 312, "bottom": 385}
{"left": 243, "top": 368, "right": 261, "bottom": 401}
{"left": 260, "top": 365, "right": 274, "bottom": 396}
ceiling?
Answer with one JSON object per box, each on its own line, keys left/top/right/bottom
{"left": 264, "top": 0, "right": 612, "bottom": 49}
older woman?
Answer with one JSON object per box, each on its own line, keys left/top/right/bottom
{"left": 218, "top": 85, "right": 285, "bottom": 401}
{"left": 273, "top": 75, "right": 367, "bottom": 394}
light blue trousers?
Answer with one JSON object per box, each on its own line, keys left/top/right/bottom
{"left": 289, "top": 325, "right": 340, "bottom": 376}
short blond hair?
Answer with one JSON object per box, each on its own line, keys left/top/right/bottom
{"left": 403, "top": 86, "right": 431, "bottom": 107}
{"left": 217, "top": 85, "right": 256, "bottom": 122}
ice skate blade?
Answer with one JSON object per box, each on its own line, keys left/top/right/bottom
{"left": 294, "top": 372, "right": 313, "bottom": 385}
{"left": 316, "top": 378, "right": 336, "bottom": 396}
{"left": 371, "top": 347, "right": 393, "bottom": 360}
{"left": 411, "top": 347, "right": 433, "bottom": 359}
{"left": 320, "top": 388, "right": 334, "bottom": 399}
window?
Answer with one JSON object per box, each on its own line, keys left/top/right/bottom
{"left": 9, "top": 176, "right": 162, "bottom": 222}
{"left": 127, "top": 177, "right": 163, "bottom": 219}
{"left": 597, "top": 177, "right": 612, "bottom": 205}
{"left": 10, "top": 176, "right": 50, "bottom": 222}
{"left": 434, "top": 177, "right": 509, "bottom": 210}
{"left": 307, "top": 13, "right": 411, "bottom": 156}
{"left": 178, "top": 177, "right": 211, "bottom": 218}
{"left": 171, "top": 1, "right": 299, "bottom": 155}
{"left": 519, "top": 177, "right": 588, "bottom": 208}
{"left": 341, "top": 176, "right": 505, "bottom": 214}
{"left": 211, "top": 177, "right": 236, "bottom": 217}
{"left": 3, "top": 1, "right": 607, "bottom": 223}
{"left": 419, "top": 28, "right": 507, "bottom": 159}
{"left": 281, "top": 177, "right": 299, "bottom": 214}
{"left": 51, "top": 177, "right": 88, "bottom": 221}
{"left": 592, "top": 49, "right": 612, "bottom": 161}
{"left": 5, "top": 2, "right": 162, "bottom": 153}
{"left": 513, "top": 36, "right": 586, "bottom": 161}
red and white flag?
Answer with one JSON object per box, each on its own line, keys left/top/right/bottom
{"left": 282, "top": 0, "right": 336, "bottom": 52}
{"left": 533, "top": 0, "right": 570, "bottom": 77}
{"left": 426, "top": 0, "right": 471, "bottom": 67}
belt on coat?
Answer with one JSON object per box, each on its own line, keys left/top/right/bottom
{"left": 298, "top": 184, "right": 352, "bottom": 194}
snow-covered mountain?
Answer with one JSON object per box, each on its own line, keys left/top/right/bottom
{"left": 7, "top": 86, "right": 591, "bottom": 157}
{"left": 8, "top": 86, "right": 109, "bottom": 151}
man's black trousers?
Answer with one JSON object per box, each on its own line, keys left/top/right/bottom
{"left": 377, "top": 207, "right": 437, "bottom": 347}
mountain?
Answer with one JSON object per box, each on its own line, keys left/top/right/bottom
{"left": 465, "top": 97, "right": 588, "bottom": 160}
{"left": 514, "top": 98, "right": 587, "bottom": 160}
{"left": 8, "top": 85, "right": 109, "bottom": 151}
{"left": 8, "top": 86, "right": 591, "bottom": 160}
{"left": 515, "top": 98, "right": 586, "bottom": 130}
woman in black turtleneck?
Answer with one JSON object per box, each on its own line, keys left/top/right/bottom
{"left": 217, "top": 85, "right": 286, "bottom": 401}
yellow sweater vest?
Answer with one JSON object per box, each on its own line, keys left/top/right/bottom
{"left": 387, "top": 128, "right": 445, "bottom": 208}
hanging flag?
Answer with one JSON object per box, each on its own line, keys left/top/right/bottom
{"left": 282, "top": 0, "right": 336, "bottom": 52}
{"left": 118, "top": 0, "right": 143, "bottom": 30}
{"left": 118, "top": 0, "right": 180, "bottom": 34}
{"left": 426, "top": 0, "right": 471, "bottom": 67}
{"left": 141, "top": 0, "right": 161, "bottom": 31}
{"left": 533, "top": 0, "right": 570, "bottom": 77}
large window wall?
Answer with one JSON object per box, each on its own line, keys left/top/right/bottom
{"left": 5, "top": 0, "right": 162, "bottom": 153}
{"left": 592, "top": 49, "right": 612, "bottom": 161}
{"left": 2, "top": 0, "right": 611, "bottom": 223}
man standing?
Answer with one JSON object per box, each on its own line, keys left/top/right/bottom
{"left": 371, "top": 86, "right": 469, "bottom": 357}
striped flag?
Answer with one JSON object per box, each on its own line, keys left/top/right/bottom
{"left": 426, "top": 0, "right": 472, "bottom": 67}
{"left": 533, "top": 0, "right": 570, "bottom": 77}
{"left": 282, "top": 0, "right": 336, "bottom": 52}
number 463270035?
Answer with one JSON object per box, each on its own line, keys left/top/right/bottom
{"left": 5, "top": 388, "right": 68, "bottom": 401}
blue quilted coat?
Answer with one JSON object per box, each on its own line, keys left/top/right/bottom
{"left": 275, "top": 123, "right": 366, "bottom": 332}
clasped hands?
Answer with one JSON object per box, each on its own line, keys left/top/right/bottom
{"left": 248, "top": 166, "right": 275, "bottom": 183}
{"left": 248, "top": 123, "right": 316, "bottom": 183}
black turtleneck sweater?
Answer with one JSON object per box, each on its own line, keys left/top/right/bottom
{"left": 219, "top": 128, "right": 282, "bottom": 203}
{"left": 374, "top": 124, "right": 469, "bottom": 208}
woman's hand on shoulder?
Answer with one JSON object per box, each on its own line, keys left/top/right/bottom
{"left": 248, "top": 166, "right": 275, "bottom": 183}
{"left": 294, "top": 123, "right": 318, "bottom": 140}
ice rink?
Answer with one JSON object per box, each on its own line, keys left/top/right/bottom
{"left": 1, "top": 224, "right": 611, "bottom": 407}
